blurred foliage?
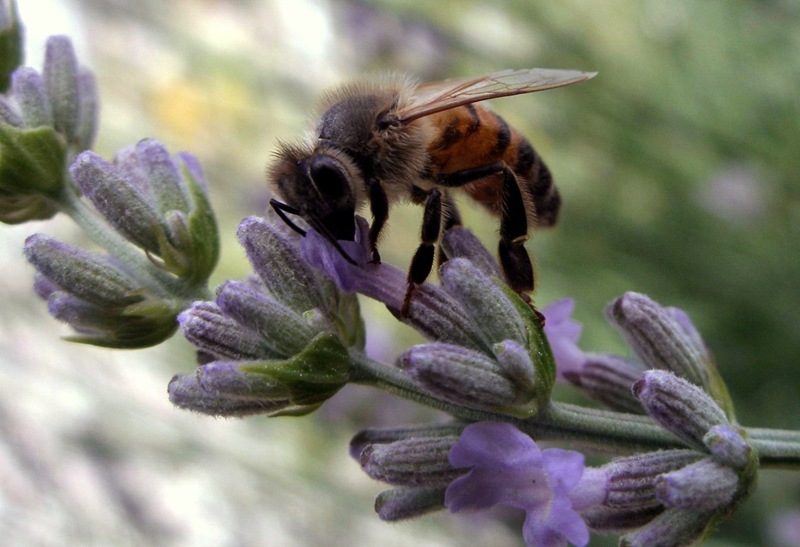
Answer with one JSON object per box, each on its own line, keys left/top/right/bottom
{"left": 6, "top": 0, "right": 799, "bottom": 544}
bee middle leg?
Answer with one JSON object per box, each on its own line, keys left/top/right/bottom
{"left": 437, "top": 193, "right": 462, "bottom": 268}
{"left": 401, "top": 188, "right": 443, "bottom": 317}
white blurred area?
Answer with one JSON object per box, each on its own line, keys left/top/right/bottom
{"left": 0, "top": 1, "right": 517, "bottom": 545}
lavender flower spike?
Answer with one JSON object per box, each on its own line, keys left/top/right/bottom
{"left": 0, "top": 34, "right": 99, "bottom": 222}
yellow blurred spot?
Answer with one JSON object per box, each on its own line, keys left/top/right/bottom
{"left": 152, "top": 79, "right": 208, "bottom": 142}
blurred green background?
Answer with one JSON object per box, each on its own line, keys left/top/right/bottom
{"left": 1, "top": 0, "right": 799, "bottom": 545}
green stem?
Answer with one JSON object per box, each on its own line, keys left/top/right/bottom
{"left": 351, "top": 350, "right": 682, "bottom": 453}
{"left": 746, "top": 428, "right": 800, "bottom": 469}
{"left": 350, "top": 350, "right": 800, "bottom": 466}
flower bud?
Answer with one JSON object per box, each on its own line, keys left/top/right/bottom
{"left": 169, "top": 332, "right": 352, "bottom": 417}
{"left": 74, "top": 70, "right": 97, "bottom": 150}
{"left": 238, "top": 216, "right": 329, "bottom": 313}
{"left": 704, "top": 424, "right": 753, "bottom": 469}
{"left": 492, "top": 339, "right": 535, "bottom": 392}
{"left": 565, "top": 353, "right": 645, "bottom": 414}
{"left": 633, "top": 370, "right": 728, "bottom": 451}
{"left": 216, "top": 280, "right": 315, "bottom": 357}
{"left": 25, "top": 233, "right": 186, "bottom": 347}
{"left": 0, "top": 34, "right": 99, "bottom": 222}
{"left": 11, "top": 67, "right": 52, "bottom": 127}
{"left": 600, "top": 449, "right": 703, "bottom": 509}
{"left": 655, "top": 457, "right": 738, "bottom": 511}
{"left": 360, "top": 436, "right": 460, "bottom": 487}
{"left": 167, "top": 371, "right": 290, "bottom": 417}
{"left": 374, "top": 487, "right": 446, "bottom": 521}
{"left": 581, "top": 504, "right": 665, "bottom": 534}
{"left": 621, "top": 508, "right": 711, "bottom": 547}
{"left": 398, "top": 343, "right": 535, "bottom": 415}
{"left": 440, "top": 257, "right": 525, "bottom": 345}
{"left": 178, "top": 301, "right": 283, "bottom": 361}
{"left": 43, "top": 36, "right": 80, "bottom": 145}
{"left": 71, "top": 151, "right": 164, "bottom": 253}
{"left": 439, "top": 226, "right": 501, "bottom": 279}
{"left": 350, "top": 423, "right": 465, "bottom": 459}
{"left": 607, "top": 293, "right": 708, "bottom": 389}
{"left": 25, "top": 233, "right": 141, "bottom": 306}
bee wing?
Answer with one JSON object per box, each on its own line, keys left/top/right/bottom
{"left": 395, "top": 67, "right": 596, "bottom": 124}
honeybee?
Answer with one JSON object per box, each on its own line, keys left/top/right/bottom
{"left": 268, "top": 68, "right": 596, "bottom": 317}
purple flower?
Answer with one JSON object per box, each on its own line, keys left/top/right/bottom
{"left": 542, "top": 299, "right": 586, "bottom": 380}
{"left": 445, "top": 422, "right": 606, "bottom": 547}
{"left": 301, "top": 219, "right": 516, "bottom": 353}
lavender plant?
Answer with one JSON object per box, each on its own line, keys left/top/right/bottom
{"left": 3, "top": 5, "right": 800, "bottom": 545}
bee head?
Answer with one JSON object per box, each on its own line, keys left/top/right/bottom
{"left": 270, "top": 144, "right": 365, "bottom": 251}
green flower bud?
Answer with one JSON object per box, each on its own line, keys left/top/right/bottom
{"left": 0, "top": 0, "right": 23, "bottom": 92}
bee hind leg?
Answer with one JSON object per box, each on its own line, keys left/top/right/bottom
{"left": 497, "top": 166, "right": 545, "bottom": 325}
{"left": 401, "top": 188, "right": 443, "bottom": 317}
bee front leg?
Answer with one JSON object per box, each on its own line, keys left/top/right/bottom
{"left": 367, "top": 178, "right": 389, "bottom": 263}
{"left": 402, "top": 188, "right": 442, "bottom": 317}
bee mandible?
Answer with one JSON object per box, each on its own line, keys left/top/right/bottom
{"left": 268, "top": 67, "right": 596, "bottom": 317}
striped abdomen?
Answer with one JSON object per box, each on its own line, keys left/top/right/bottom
{"left": 424, "top": 103, "right": 560, "bottom": 227}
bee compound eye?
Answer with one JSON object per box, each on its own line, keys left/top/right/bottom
{"left": 309, "top": 155, "right": 350, "bottom": 198}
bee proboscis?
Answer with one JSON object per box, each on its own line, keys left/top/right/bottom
{"left": 268, "top": 67, "right": 596, "bottom": 317}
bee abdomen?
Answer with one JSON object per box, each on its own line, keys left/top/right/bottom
{"left": 514, "top": 138, "right": 560, "bottom": 227}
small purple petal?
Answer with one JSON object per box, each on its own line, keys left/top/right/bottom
{"left": 542, "top": 299, "right": 587, "bottom": 380}
{"left": 449, "top": 422, "right": 542, "bottom": 470}
{"left": 524, "top": 493, "right": 590, "bottom": 547}
{"left": 542, "top": 448, "right": 585, "bottom": 493}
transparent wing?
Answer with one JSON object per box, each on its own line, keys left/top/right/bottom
{"left": 395, "top": 68, "right": 596, "bottom": 124}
